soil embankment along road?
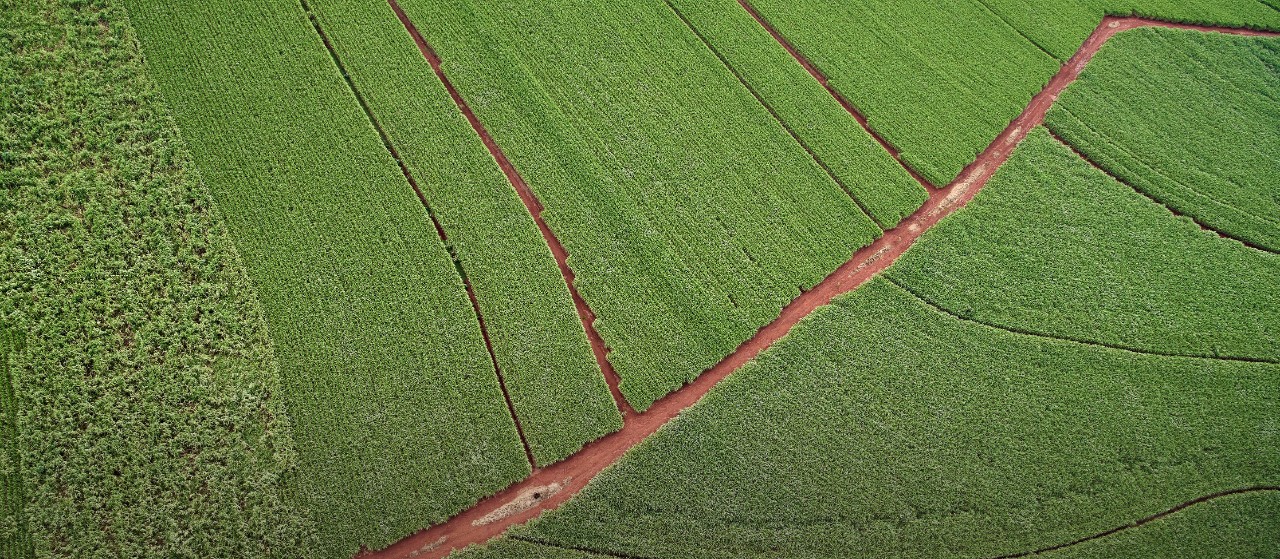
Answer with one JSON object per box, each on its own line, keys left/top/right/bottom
{"left": 365, "top": 5, "right": 1280, "bottom": 558}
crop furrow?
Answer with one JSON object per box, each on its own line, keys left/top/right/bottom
{"left": 737, "top": 0, "right": 938, "bottom": 189}
{"left": 884, "top": 276, "right": 1280, "bottom": 364}
{"left": 1045, "top": 128, "right": 1280, "bottom": 255}
{"left": 989, "top": 486, "right": 1280, "bottom": 558}
{"left": 661, "top": 0, "right": 887, "bottom": 230}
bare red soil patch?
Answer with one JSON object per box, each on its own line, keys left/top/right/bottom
{"left": 361, "top": 9, "right": 1280, "bottom": 559}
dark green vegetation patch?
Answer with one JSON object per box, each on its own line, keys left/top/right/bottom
{"left": 1, "top": 329, "right": 30, "bottom": 559}
{"left": 1, "top": 0, "right": 310, "bottom": 555}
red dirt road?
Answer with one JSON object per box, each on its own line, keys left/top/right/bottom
{"left": 362, "top": 10, "right": 1280, "bottom": 559}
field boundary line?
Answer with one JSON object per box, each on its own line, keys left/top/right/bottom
{"left": 884, "top": 277, "right": 1280, "bottom": 364}
{"left": 295, "top": 0, "right": 537, "bottom": 467}
{"left": 385, "top": 0, "right": 636, "bottom": 422}
{"left": 660, "top": 0, "right": 887, "bottom": 230}
{"left": 737, "top": 0, "right": 938, "bottom": 189}
{"left": 359, "top": 14, "right": 1280, "bottom": 559}
{"left": 989, "top": 486, "right": 1280, "bottom": 558}
{"left": 1045, "top": 128, "right": 1280, "bottom": 255}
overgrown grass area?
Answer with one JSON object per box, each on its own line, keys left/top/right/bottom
{"left": 1, "top": 329, "right": 30, "bottom": 559}
{"left": 400, "top": 0, "right": 882, "bottom": 410}
{"left": 887, "top": 128, "right": 1280, "bottom": 363}
{"left": 1047, "top": 27, "right": 1280, "bottom": 252}
{"left": 123, "top": 0, "right": 531, "bottom": 556}
{"left": 305, "top": 0, "right": 622, "bottom": 467}
{"left": 0, "top": 0, "right": 311, "bottom": 555}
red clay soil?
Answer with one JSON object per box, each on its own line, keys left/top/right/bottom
{"left": 387, "top": 0, "right": 636, "bottom": 420}
{"left": 362, "top": 10, "right": 1280, "bottom": 559}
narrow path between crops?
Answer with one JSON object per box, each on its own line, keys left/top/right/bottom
{"left": 990, "top": 486, "right": 1280, "bottom": 558}
{"left": 884, "top": 277, "right": 1280, "bottom": 364}
{"left": 1046, "top": 128, "right": 1280, "bottom": 255}
{"left": 386, "top": 0, "right": 635, "bottom": 421}
{"left": 361, "top": 11, "right": 1280, "bottom": 559}
{"left": 297, "top": 0, "right": 538, "bottom": 467}
{"left": 661, "top": 0, "right": 887, "bottom": 229}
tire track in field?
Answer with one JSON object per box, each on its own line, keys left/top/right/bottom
{"left": 359, "top": 13, "right": 1280, "bottom": 559}
{"left": 296, "top": 0, "right": 538, "bottom": 468}
{"left": 660, "top": 0, "right": 889, "bottom": 230}
{"left": 385, "top": 0, "right": 636, "bottom": 422}
{"left": 1045, "top": 128, "right": 1280, "bottom": 255}
{"left": 884, "top": 276, "right": 1280, "bottom": 364}
{"left": 989, "top": 486, "right": 1280, "bottom": 558}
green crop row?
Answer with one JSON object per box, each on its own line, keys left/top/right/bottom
{"left": 483, "top": 276, "right": 1279, "bottom": 558}
{"left": 744, "top": 0, "right": 1280, "bottom": 186}
{"left": 123, "top": 0, "right": 531, "bottom": 556}
{"left": 1046, "top": 28, "right": 1280, "bottom": 252}
{"left": 980, "top": 0, "right": 1280, "bottom": 60}
{"left": 746, "top": 0, "right": 1060, "bottom": 185}
{"left": 663, "top": 0, "right": 928, "bottom": 227}
{"left": 303, "top": 0, "right": 622, "bottom": 467}
{"left": 0, "top": 0, "right": 310, "bottom": 556}
{"left": 1, "top": 329, "right": 31, "bottom": 559}
{"left": 888, "top": 128, "right": 1280, "bottom": 363}
{"left": 399, "top": 0, "right": 882, "bottom": 410}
